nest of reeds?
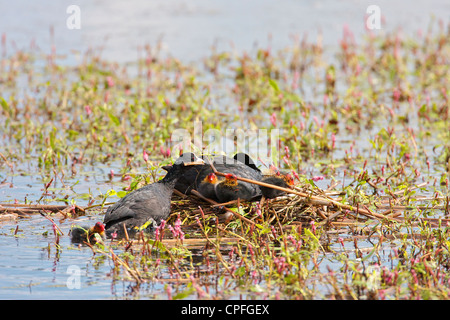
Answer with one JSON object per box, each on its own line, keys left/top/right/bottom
{"left": 166, "top": 169, "right": 450, "bottom": 238}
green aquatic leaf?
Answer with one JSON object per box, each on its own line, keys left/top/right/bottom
{"left": 108, "top": 112, "right": 120, "bottom": 126}
{"left": 268, "top": 78, "right": 280, "bottom": 92}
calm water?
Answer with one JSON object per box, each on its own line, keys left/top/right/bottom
{"left": 0, "top": 0, "right": 449, "bottom": 299}
{"left": 1, "top": 0, "right": 449, "bottom": 63}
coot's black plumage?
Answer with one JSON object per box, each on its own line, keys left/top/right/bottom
{"left": 260, "top": 173, "right": 295, "bottom": 199}
{"left": 215, "top": 173, "right": 258, "bottom": 203}
{"left": 197, "top": 172, "right": 220, "bottom": 201}
{"left": 103, "top": 153, "right": 204, "bottom": 237}
{"left": 171, "top": 153, "right": 263, "bottom": 198}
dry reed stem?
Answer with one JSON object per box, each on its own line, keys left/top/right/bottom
{"left": 190, "top": 189, "right": 255, "bottom": 225}
{"left": 212, "top": 170, "right": 400, "bottom": 224}
{"left": 128, "top": 237, "right": 242, "bottom": 247}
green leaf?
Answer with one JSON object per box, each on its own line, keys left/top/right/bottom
{"left": 0, "top": 97, "right": 9, "bottom": 115}
{"left": 108, "top": 112, "right": 120, "bottom": 126}
{"left": 116, "top": 190, "right": 128, "bottom": 198}
{"left": 172, "top": 284, "right": 195, "bottom": 300}
{"left": 268, "top": 78, "right": 280, "bottom": 92}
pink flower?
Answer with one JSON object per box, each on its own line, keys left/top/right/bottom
{"left": 166, "top": 285, "right": 172, "bottom": 300}
{"left": 393, "top": 88, "right": 401, "bottom": 102}
{"left": 143, "top": 150, "right": 149, "bottom": 162}
{"left": 273, "top": 256, "right": 287, "bottom": 274}
{"left": 270, "top": 112, "right": 277, "bottom": 126}
{"left": 271, "top": 226, "right": 277, "bottom": 238}
{"left": 310, "top": 220, "right": 316, "bottom": 234}
{"left": 173, "top": 216, "right": 185, "bottom": 241}
{"left": 160, "top": 146, "right": 171, "bottom": 158}
{"left": 84, "top": 105, "right": 92, "bottom": 116}
{"left": 254, "top": 202, "right": 262, "bottom": 217}
{"left": 155, "top": 220, "right": 166, "bottom": 241}
{"left": 106, "top": 76, "right": 115, "bottom": 87}
{"left": 312, "top": 176, "right": 324, "bottom": 182}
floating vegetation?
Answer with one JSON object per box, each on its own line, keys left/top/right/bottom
{"left": 0, "top": 20, "right": 449, "bottom": 299}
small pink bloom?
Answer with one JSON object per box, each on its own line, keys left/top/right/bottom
{"left": 143, "top": 150, "right": 149, "bottom": 162}
{"left": 166, "top": 285, "right": 172, "bottom": 300}
{"left": 271, "top": 226, "right": 277, "bottom": 238}
{"left": 310, "top": 220, "right": 316, "bottom": 234}
{"left": 393, "top": 88, "right": 401, "bottom": 102}
{"left": 270, "top": 112, "right": 277, "bottom": 127}
{"left": 106, "top": 76, "right": 114, "bottom": 87}
{"left": 300, "top": 121, "right": 305, "bottom": 131}
{"left": 84, "top": 105, "right": 92, "bottom": 116}
{"left": 159, "top": 146, "right": 171, "bottom": 158}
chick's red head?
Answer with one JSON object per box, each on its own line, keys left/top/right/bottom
{"left": 93, "top": 222, "right": 105, "bottom": 233}
{"left": 225, "top": 173, "right": 237, "bottom": 181}
{"left": 284, "top": 174, "right": 295, "bottom": 187}
{"left": 205, "top": 173, "right": 218, "bottom": 183}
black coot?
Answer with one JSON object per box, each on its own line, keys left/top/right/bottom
{"left": 172, "top": 153, "right": 262, "bottom": 198}
{"left": 103, "top": 153, "right": 204, "bottom": 238}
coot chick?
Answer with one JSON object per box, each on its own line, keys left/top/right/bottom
{"left": 103, "top": 153, "right": 204, "bottom": 238}
{"left": 197, "top": 172, "right": 220, "bottom": 201}
{"left": 260, "top": 173, "right": 295, "bottom": 199}
{"left": 70, "top": 222, "right": 105, "bottom": 244}
{"left": 215, "top": 173, "right": 258, "bottom": 203}
{"left": 172, "top": 153, "right": 262, "bottom": 196}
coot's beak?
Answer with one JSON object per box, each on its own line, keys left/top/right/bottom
{"left": 161, "top": 165, "right": 172, "bottom": 171}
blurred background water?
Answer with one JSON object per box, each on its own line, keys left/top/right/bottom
{"left": 1, "top": 0, "right": 448, "bottom": 63}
